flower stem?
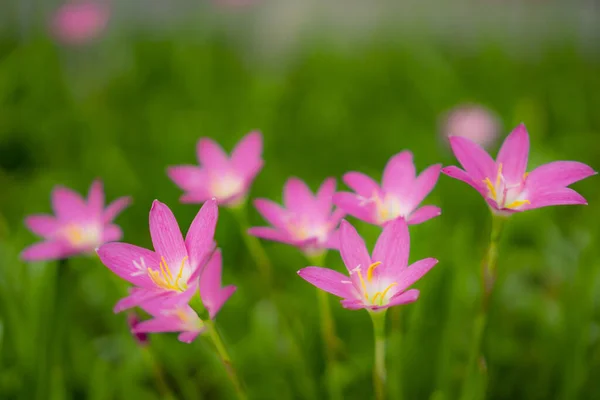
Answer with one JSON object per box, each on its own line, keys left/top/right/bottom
{"left": 141, "top": 348, "right": 177, "bottom": 400}
{"left": 370, "top": 310, "right": 388, "bottom": 400}
{"left": 481, "top": 214, "right": 506, "bottom": 312}
{"left": 204, "top": 319, "right": 248, "bottom": 400}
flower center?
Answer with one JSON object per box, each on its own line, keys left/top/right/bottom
{"left": 62, "top": 224, "right": 100, "bottom": 249}
{"left": 483, "top": 164, "right": 531, "bottom": 210}
{"left": 145, "top": 256, "right": 190, "bottom": 292}
{"left": 166, "top": 306, "right": 204, "bottom": 332}
{"left": 210, "top": 174, "right": 244, "bottom": 200}
{"left": 353, "top": 262, "right": 398, "bottom": 306}
{"left": 373, "top": 194, "right": 410, "bottom": 224}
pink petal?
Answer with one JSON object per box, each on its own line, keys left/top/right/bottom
{"left": 96, "top": 242, "right": 159, "bottom": 287}
{"left": 324, "top": 229, "right": 340, "bottom": 250}
{"left": 51, "top": 186, "right": 88, "bottom": 220}
{"left": 526, "top": 161, "right": 597, "bottom": 191}
{"left": 167, "top": 166, "right": 207, "bottom": 192}
{"left": 448, "top": 136, "right": 497, "bottom": 182}
{"left": 102, "top": 224, "right": 123, "bottom": 243}
{"left": 407, "top": 206, "right": 442, "bottom": 225}
{"left": 134, "top": 316, "right": 182, "bottom": 333}
{"left": 340, "top": 299, "right": 367, "bottom": 310}
{"left": 185, "top": 199, "right": 218, "bottom": 274}
{"left": 338, "top": 220, "right": 372, "bottom": 273}
{"left": 25, "top": 215, "right": 59, "bottom": 237}
{"left": 149, "top": 200, "right": 187, "bottom": 267}
{"left": 180, "top": 192, "right": 211, "bottom": 204}
{"left": 405, "top": 164, "right": 441, "bottom": 211}
{"left": 253, "top": 199, "right": 289, "bottom": 231}
{"left": 178, "top": 331, "right": 201, "bottom": 343}
{"left": 283, "top": 177, "right": 314, "bottom": 213}
{"left": 247, "top": 227, "right": 296, "bottom": 245}
{"left": 196, "top": 138, "right": 229, "bottom": 170}
{"left": 496, "top": 124, "right": 530, "bottom": 184}
{"left": 200, "top": 249, "right": 224, "bottom": 311}
{"left": 87, "top": 180, "right": 105, "bottom": 216}
{"left": 231, "top": 131, "right": 263, "bottom": 178}
{"left": 372, "top": 217, "right": 410, "bottom": 279}
{"left": 332, "top": 192, "right": 376, "bottom": 224}
{"left": 396, "top": 258, "right": 438, "bottom": 292}
{"left": 441, "top": 166, "right": 484, "bottom": 194}
{"left": 343, "top": 172, "right": 381, "bottom": 197}
{"left": 114, "top": 288, "right": 166, "bottom": 313}
{"left": 208, "top": 285, "right": 237, "bottom": 320}
{"left": 524, "top": 187, "right": 588, "bottom": 210}
{"left": 298, "top": 267, "right": 356, "bottom": 299}
{"left": 103, "top": 196, "right": 131, "bottom": 224}
{"left": 370, "top": 289, "right": 420, "bottom": 311}
{"left": 20, "top": 240, "right": 67, "bottom": 262}
{"left": 381, "top": 151, "right": 416, "bottom": 198}
{"left": 315, "top": 178, "right": 336, "bottom": 217}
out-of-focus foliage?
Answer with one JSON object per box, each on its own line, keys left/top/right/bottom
{"left": 0, "top": 17, "right": 599, "bottom": 400}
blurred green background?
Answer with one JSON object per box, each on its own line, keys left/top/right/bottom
{"left": 1, "top": 2, "right": 600, "bottom": 399}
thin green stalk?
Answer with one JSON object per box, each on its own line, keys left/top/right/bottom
{"left": 370, "top": 310, "right": 388, "bottom": 400}
{"left": 204, "top": 319, "right": 248, "bottom": 400}
{"left": 141, "top": 348, "right": 177, "bottom": 400}
{"left": 460, "top": 213, "right": 507, "bottom": 400}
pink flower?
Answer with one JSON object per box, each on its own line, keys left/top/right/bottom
{"left": 248, "top": 177, "right": 345, "bottom": 255}
{"left": 21, "top": 180, "right": 131, "bottom": 262}
{"left": 442, "top": 123, "right": 597, "bottom": 214}
{"left": 50, "top": 1, "right": 110, "bottom": 46}
{"left": 97, "top": 199, "right": 218, "bottom": 312}
{"left": 167, "top": 131, "right": 263, "bottom": 207}
{"left": 441, "top": 105, "right": 500, "bottom": 149}
{"left": 333, "top": 151, "right": 442, "bottom": 226}
{"left": 127, "top": 313, "right": 149, "bottom": 347}
{"left": 298, "top": 218, "right": 438, "bottom": 311}
{"left": 133, "top": 249, "right": 236, "bottom": 344}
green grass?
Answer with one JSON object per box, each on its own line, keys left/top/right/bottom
{"left": 0, "top": 32, "right": 599, "bottom": 400}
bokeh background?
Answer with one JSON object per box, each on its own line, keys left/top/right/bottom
{"left": 1, "top": 1, "right": 600, "bottom": 399}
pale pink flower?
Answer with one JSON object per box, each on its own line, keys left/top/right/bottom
{"left": 333, "top": 151, "right": 442, "bottom": 226}
{"left": 50, "top": 1, "right": 109, "bottom": 45}
{"left": 298, "top": 218, "right": 438, "bottom": 311}
{"left": 441, "top": 105, "right": 500, "bottom": 149}
{"left": 167, "top": 131, "right": 263, "bottom": 207}
{"left": 442, "top": 123, "right": 597, "bottom": 214}
{"left": 248, "top": 177, "right": 345, "bottom": 255}
{"left": 21, "top": 180, "right": 130, "bottom": 262}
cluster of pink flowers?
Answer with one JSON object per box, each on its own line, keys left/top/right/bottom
{"left": 21, "top": 125, "right": 595, "bottom": 342}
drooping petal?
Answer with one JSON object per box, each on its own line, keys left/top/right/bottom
{"left": 298, "top": 267, "right": 356, "bottom": 299}
{"left": 196, "top": 138, "right": 229, "bottom": 170}
{"left": 338, "top": 220, "right": 372, "bottom": 273}
{"left": 407, "top": 206, "right": 442, "bottom": 225}
{"left": 404, "top": 164, "right": 441, "bottom": 211}
{"left": 207, "top": 286, "right": 237, "bottom": 320}
{"left": 25, "top": 215, "right": 59, "bottom": 237}
{"left": 395, "top": 258, "right": 439, "bottom": 292}
{"left": 51, "top": 186, "right": 88, "bottom": 220}
{"left": 315, "top": 178, "right": 336, "bottom": 217}
{"left": 343, "top": 172, "right": 381, "bottom": 198}
{"left": 200, "top": 249, "right": 223, "bottom": 309}
{"left": 525, "top": 161, "right": 597, "bottom": 191}
{"left": 103, "top": 196, "right": 132, "bottom": 224}
{"left": 332, "top": 192, "right": 376, "bottom": 224}
{"left": 441, "top": 166, "right": 486, "bottom": 194}
{"left": 149, "top": 200, "right": 187, "bottom": 267}
{"left": 448, "top": 136, "right": 496, "bottom": 182}
{"left": 167, "top": 166, "right": 208, "bottom": 192}
{"left": 247, "top": 227, "right": 296, "bottom": 245}
{"left": 372, "top": 217, "right": 410, "bottom": 278}
{"left": 178, "top": 331, "right": 201, "bottom": 343}
{"left": 524, "top": 187, "right": 588, "bottom": 210}
{"left": 370, "top": 289, "right": 420, "bottom": 311}
{"left": 253, "top": 199, "right": 289, "bottom": 231}
{"left": 231, "top": 131, "right": 263, "bottom": 178}
{"left": 283, "top": 177, "right": 314, "bottom": 213}
{"left": 87, "top": 180, "right": 105, "bottom": 216}
{"left": 340, "top": 299, "right": 367, "bottom": 310}
{"left": 496, "top": 124, "right": 530, "bottom": 184}
{"left": 102, "top": 224, "right": 123, "bottom": 243}
{"left": 381, "top": 151, "right": 416, "bottom": 198}
{"left": 185, "top": 199, "right": 218, "bottom": 274}
{"left": 20, "top": 240, "right": 67, "bottom": 261}
{"left": 97, "top": 242, "right": 160, "bottom": 287}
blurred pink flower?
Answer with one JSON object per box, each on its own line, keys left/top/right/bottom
{"left": 298, "top": 218, "right": 437, "bottom": 311}
{"left": 167, "top": 131, "right": 264, "bottom": 207}
{"left": 50, "top": 1, "right": 110, "bottom": 45}
{"left": 21, "top": 180, "right": 130, "bottom": 262}
{"left": 97, "top": 200, "right": 217, "bottom": 312}
{"left": 127, "top": 313, "right": 149, "bottom": 346}
{"left": 441, "top": 105, "right": 500, "bottom": 149}
{"left": 442, "top": 123, "right": 597, "bottom": 215}
{"left": 248, "top": 177, "right": 345, "bottom": 256}
{"left": 333, "top": 151, "right": 442, "bottom": 227}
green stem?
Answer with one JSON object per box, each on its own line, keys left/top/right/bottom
{"left": 481, "top": 215, "right": 506, "bottom": 312}
{"left": 205, "top": 319, "right": 248, "bottom": 400}
{"left": 141, "top": 348, "right": 177, "bottom": 400}
{"left": 370, "top": 310, "right": 388, "bottom": 400}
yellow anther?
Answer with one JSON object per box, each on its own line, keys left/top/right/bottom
{"left": 496, "top": 163, "right": 503, "bottom": 186}
{"left": 367, "top": 262, "right": 382, "bottom": 282}
{"left": 174, "top": 308, "right": 189, "bottom": 323}
{"left": 505, "top": 199, "right": 531, "bottom": 209}
{"left": 483, "top": 178, "right": 497, "bottom": 200}
{"left": 379, "top": 283, "right": 398, "bottom": 305}
{"left": 372, "top": 292, "right": 382, "bottom": 304}
{"left": 174, "top": 256, "right": 189, "bottom": 286}
{"left": 356, "top": 269, "right": 369, "bottom": 301}
{"left": 148, "top": 256, "right": 189, "bottom": 291}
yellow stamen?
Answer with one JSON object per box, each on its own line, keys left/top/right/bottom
{"left": 505, "top": 199, "right": 531, "bottom": 209}
{"left": 496, "top": 163, "right": 503, "bottom": 186}
{"left": 379, "top": 283, "right": 398, "bottom": 305}
{"left": 174, "top": 308, "right": 189, "bottom": 323}
{"left": 523, "top": 172, "right": 529, "bottom": 180}
{"left": 483, "top": 178, "right": 497, "bottom": 200}
{"left": 174, "top": 256, "right": 189, "bottom": 286}
{"left": 356, "top": 269, "right": 369, "bottom": 301}
{"left": 367, "top": 262, "right": 382, "bottom": 282}
{"left": 160, "top": 256, "right": 173, "bottom": 281}
{"left": 372, "top": 292, "right": 382, "bottom": 304}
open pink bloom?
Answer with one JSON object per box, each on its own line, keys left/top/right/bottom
{"left": 21, "top": 180, "right": 131, "bottom": 262}
{"left": 298, "top": 218, "right": 438, "bottom": 311}
{"left": 167, "top": 131, "right": 263, "bottom": 207}
{"left": 50, "top": 1, "right": 110, "bottom": 45}
{"left": 333, "top": 151, "right": 442, "bottom": 226}
{"left": 134, "top": 249, "right": 236, "bottom": 344}
{"left": 97, "top": 199, "right": 218, "bottom": 312}
{"left": 442, "top": 123, "right": 597, "bottom": 214}
{"left": 248, "top": 177, "right": 345, "bottom": 255}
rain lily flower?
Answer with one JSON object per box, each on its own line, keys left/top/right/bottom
{"left": 97, "top": 199, "right": 217, "bottom": 312}
{"left": 133, "top": 249, "right": 236, "bottom": 344}
{"left": 333, "top": 151, "right": 442, "bottom": 226}
{"left": 248, "top": 177, "right": 345, "bottom": 255}
{"left": 298, "top": 218, "right": 438, "bottom": 311}
{"left": 442, "top": 123, "right": 597, "bottom": 215}
{"left": 21, "top": 180, "right": 131, "bottom": 262}
{"left": 167, "top": 131, "right": 263, "bottom": 207}
{"left": 50, "top": 1, "right": 110, "bottom": 46}
{"left": 441, "top": 104, "right": 500, "bottom": 149}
